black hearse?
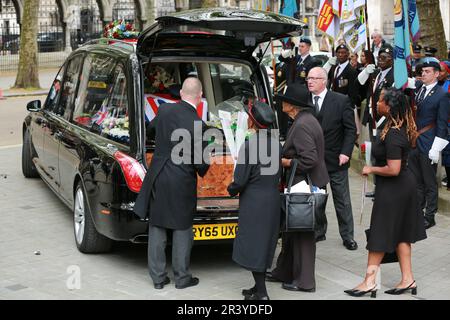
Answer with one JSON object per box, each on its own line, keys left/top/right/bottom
{"left": 22, "top": 8, "right": 304, "bottom": 253}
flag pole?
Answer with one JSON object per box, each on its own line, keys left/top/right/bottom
{"left": 365, "top": 0, "right": 371, "bottom": 52}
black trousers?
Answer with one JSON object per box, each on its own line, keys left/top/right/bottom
{"left": 408, "top": 148, "right": 438, "bottom": 218}
{"left": 271, "top": 231, "right": 316, "bottom": 289}
{"left": 318, "top": 169, "right": 354, "bottom": 241}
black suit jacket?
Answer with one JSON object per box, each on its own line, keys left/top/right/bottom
{"left": 279, "top": 53, "right": 321, "bottom": 85}
{"left": 313, "top": 91, "right": 357, "bottom": 173}
{"left": 362, "top": 67, "right": 394, "bottom": 128}
{"left": 328, "top": 63, "right": 359, "bottom": 107}
{"left": 134, "top": 101, "right": 210, "bottom": 228}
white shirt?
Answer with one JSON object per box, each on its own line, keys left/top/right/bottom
{"left": 299, "top": 53, "right": 310, "bottom": 64}
{"left": 335, "top": 60, "right": 349, "bottom": 78}
{"left": 183, "top": 100, "right": 197, "bottom": 110}
{"left": 421, "top": 81, "right": 438, "bottom": 98}
{"left": 312, "top": 89, "right": 328, "bottom": 112}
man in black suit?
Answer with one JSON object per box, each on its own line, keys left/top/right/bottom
{"left": 325, "top": 44, "right": 359, "bottom": 109}
{"left": 307, "top": 67, "right": 358, "bottom": 250}
{"left": 134, "top": 77, "right": 210, "bottom": 289}
{"left": 361, "top": 45, "right": 395, "bottom": 141}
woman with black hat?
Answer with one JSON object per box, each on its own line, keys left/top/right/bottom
{"left": 227, "top": 100, "right": 282, "bottom": 300}
{"left": 266, "top": 83, "right": 329, "bottom": 292}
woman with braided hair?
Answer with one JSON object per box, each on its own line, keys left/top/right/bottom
{"left": 345, "top": 88, "right": 427, "bottom": 298}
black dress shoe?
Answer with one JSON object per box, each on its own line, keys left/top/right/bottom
{"left": 242, "top": 286, "right": 256, "bottom": 297}
{"left": 244, "top": 293, "right": 270, "bottom": 300}
{"left": 424, "top": 217, "right": 436, "bottom": 229}
{"left": 175, "top": 277, "right": 199, "bottom": 289}
{"left": 315, "top": 235, "right": 326, "bottom": 242}
{"left": 154, "top": 276, "right": 170, "bottom": 289}
{"left": 343, "top": 239, "right": 358, "bottom": 250}
{"left": 265, "top": 272, "right": 282, "bottom": 283}
{"left": 385, "top": 281, "right": 417, "bottom": 295}
{"left": 282, "top": 283, "right": 315, "bottom": 292}
{"left": 344, "top": 286, "right": 377, "bottom": 298}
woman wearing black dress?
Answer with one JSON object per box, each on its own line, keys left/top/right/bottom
{"left": 227, "top": 101, "right": 282, "bottom": 300}
{"left": 345, "top": 88, "right": 427, "bottom": 298}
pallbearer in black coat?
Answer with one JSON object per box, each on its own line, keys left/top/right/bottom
{"left": 134, "top": 78, "right": 210, "bottom": 290}
{"left": 228, "top": 101, "right": 281, "bottom": 301}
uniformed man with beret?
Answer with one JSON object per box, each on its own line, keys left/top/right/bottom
{"left": 424, "top": 46, "right": 438, "bottom": 58}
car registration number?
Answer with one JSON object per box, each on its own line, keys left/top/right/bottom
{"left": 193, "top": 223, "right": 238, "bottom": 240}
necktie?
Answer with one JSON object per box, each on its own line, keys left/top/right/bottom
{"left": 416, "top": 86, "right": 426, "bottom": 104}
{"left": 333, "top": 65, "right": 340, "bottom": 90}
{"left": 314, "top": 96, "right": 320, "bottom": 115}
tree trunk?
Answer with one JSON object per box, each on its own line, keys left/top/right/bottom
{"left": 13, "top": 0, "right": 40, "bottom": 89}
{"left": 416, "top": 0, "right": 447, "bottom": 60}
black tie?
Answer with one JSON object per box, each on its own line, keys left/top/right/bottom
{"left": 314, "top": 96, "right": 320, "bottom": 115}
{"left": 416, "top": 86, "right": 426, "bottom": 104}
{"left": 332, "top": 65, "right": 340, "bottom": 90}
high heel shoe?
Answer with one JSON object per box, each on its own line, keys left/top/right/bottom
{"left": 344, "top": 285, "right": 377, "bottom": 298}
{"left": 384, "top": 281, "right": 417, "bottom": 295}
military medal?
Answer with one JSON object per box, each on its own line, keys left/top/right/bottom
{"left": 278, "top": 70, "right": 282, "bottom": 77}
{"left": 300, "top": 71, "right": 306, "bottom": 78}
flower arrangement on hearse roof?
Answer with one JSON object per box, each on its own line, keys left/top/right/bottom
{"left": 103, "top": 20, "right": 139, "bottom": 40}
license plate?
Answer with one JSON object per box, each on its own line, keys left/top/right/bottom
{"left": 193, "top": 223, "right": 238, "bottom": 240}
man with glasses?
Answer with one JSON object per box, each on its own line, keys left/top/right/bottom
{"left": 307, "top": 67, "right": 358, "bottom": 250}
{"left": 408, "top": 58, "right": 449, "bottom": 229}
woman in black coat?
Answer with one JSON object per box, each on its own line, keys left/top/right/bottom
{"left": 267, "top": 83, "right": 329, "bottom": 292}
{"left": 227, "top": 101, "right": 282, "bottom": 300}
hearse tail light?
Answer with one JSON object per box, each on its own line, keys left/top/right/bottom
{"left": 114, "top": 151, "right": 146, "bottom": 193}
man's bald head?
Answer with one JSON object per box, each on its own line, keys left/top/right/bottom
{"left": 307, "top": 67, "right": 328, "bottom": 95}
{"left": 181, "top": 77, "right": 202, "bottom": 102}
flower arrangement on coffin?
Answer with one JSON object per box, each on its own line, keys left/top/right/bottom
{"left": 146, "top": 65, "right": 176, "bottom": 94}
{"left": 101, "top": 117, "right": 130, "bottom": 144}
{"left": 103, "top": 20, "right": 139, "bottom": 40}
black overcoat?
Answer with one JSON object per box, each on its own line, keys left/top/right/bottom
{"left": 328, "top": 63, "right": 359, "bottom": 107}
{"left": 312, "top": 91, "right": 357, "bottom": 173}
{"left": 227, "top": 131, "right": 282, "bottom": 272}
{"left": 133, "top": 101, "right": 209, "bottom": 230}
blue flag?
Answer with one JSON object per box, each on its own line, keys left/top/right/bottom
{"left": 408, "top": 0, "right": 420, "bottom": 42}
{"left": 394, "top": 0, "right": 411, "bottom": 89}
{"left": 280, "top": 0, "right": 298, "bottom": 17}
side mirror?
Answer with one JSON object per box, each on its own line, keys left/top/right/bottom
{"left": 26, "top": 100, "right": 41, "bottom": 112}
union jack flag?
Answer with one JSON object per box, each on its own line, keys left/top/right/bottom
{"left": 91, "top": 103, "right": 108, "bottom": 125}
{"left": 144, "top": 93, "right": 208, "bottom": 122}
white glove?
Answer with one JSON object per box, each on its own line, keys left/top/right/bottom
{"left": 281, "top": 49, "right": 293, "bottom": 59}
{"left": 429, "top": 137, "right": 449, "bottom": 164}
{"left": 323, "top": 56, "right": 337, "bottom": 73}
{"left": 357, "top": 64, "right": 376, "bottom": 85}
{"left": 429, "top": 148, "right": 440, "bottom": 164}
{"left": 407, "top": 77, "right": 416, "bottom": 89}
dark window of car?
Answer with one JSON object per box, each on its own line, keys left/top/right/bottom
{"left": 43, "top": 65, "right": 65, "bottom": 112}
{"left": 55, "top": 54, "right": 84, "bottom": 118}
{"left": 73, "top": 53, "right": 116, "bottom": 128}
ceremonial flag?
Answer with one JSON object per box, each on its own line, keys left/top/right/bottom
{"left": 318, "top": 0, "right": 340, "bottom": 40}
{"left": 144, "top": 94, "right": 208, "bottom": 122}
{"left": 279, "top": 0, "right": 298, "bottom": 18}
{"left": 393, "top": 0, "right": 411, "bottom": 89}
{"left": 343, "top": 9, "right": 367, "bottom": 53}
{"left": 408, "top": 0, "right": 420, "bottom": 42}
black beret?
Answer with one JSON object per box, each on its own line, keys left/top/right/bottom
{"left": 379, "top": 44, "right": 393, "bottom": 57}
{"left": 335, "top": 44, "right": 349, "bottom": 52}
{"left": 413, "top": 43, "right": 422, "bottom": 52}
{"left": 300, "top": 37, "right": 312, "bottom": 45}
{"left": 424, "top": 46, "right": 438, "bottom": 57}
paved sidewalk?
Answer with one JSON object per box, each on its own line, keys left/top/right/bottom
{"left": 0, "top": 68, "right": 58, "bottom": 98}
{"left": 1, "top": 145, "right": 450, "bottom": 300}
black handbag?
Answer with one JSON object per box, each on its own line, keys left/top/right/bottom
{"left": 282, "top": 159, "right": 328, "bottom": 232}
{"left": 364, "top": 229, "right": 399, "bottom": 264}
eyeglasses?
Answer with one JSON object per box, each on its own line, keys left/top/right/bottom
{"left": 306, "top": 77, "right": 326, "bottom": 82}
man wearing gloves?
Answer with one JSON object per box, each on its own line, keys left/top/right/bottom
{"left": 360, "top": 46, "right": 395, "bottom": 141}
{"left": 408, "top": 58, "right": 450, "bottom": 229}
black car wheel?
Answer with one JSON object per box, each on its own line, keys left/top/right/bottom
{"left": 22, "top": 129, "right": 39, "bottom": 178}
{"left": 74, "top": 182, "right": 113, "bottom": 253}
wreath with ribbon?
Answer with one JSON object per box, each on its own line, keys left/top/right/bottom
{"left": 103, "top": 20, "right": 139, "bottom": 39}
